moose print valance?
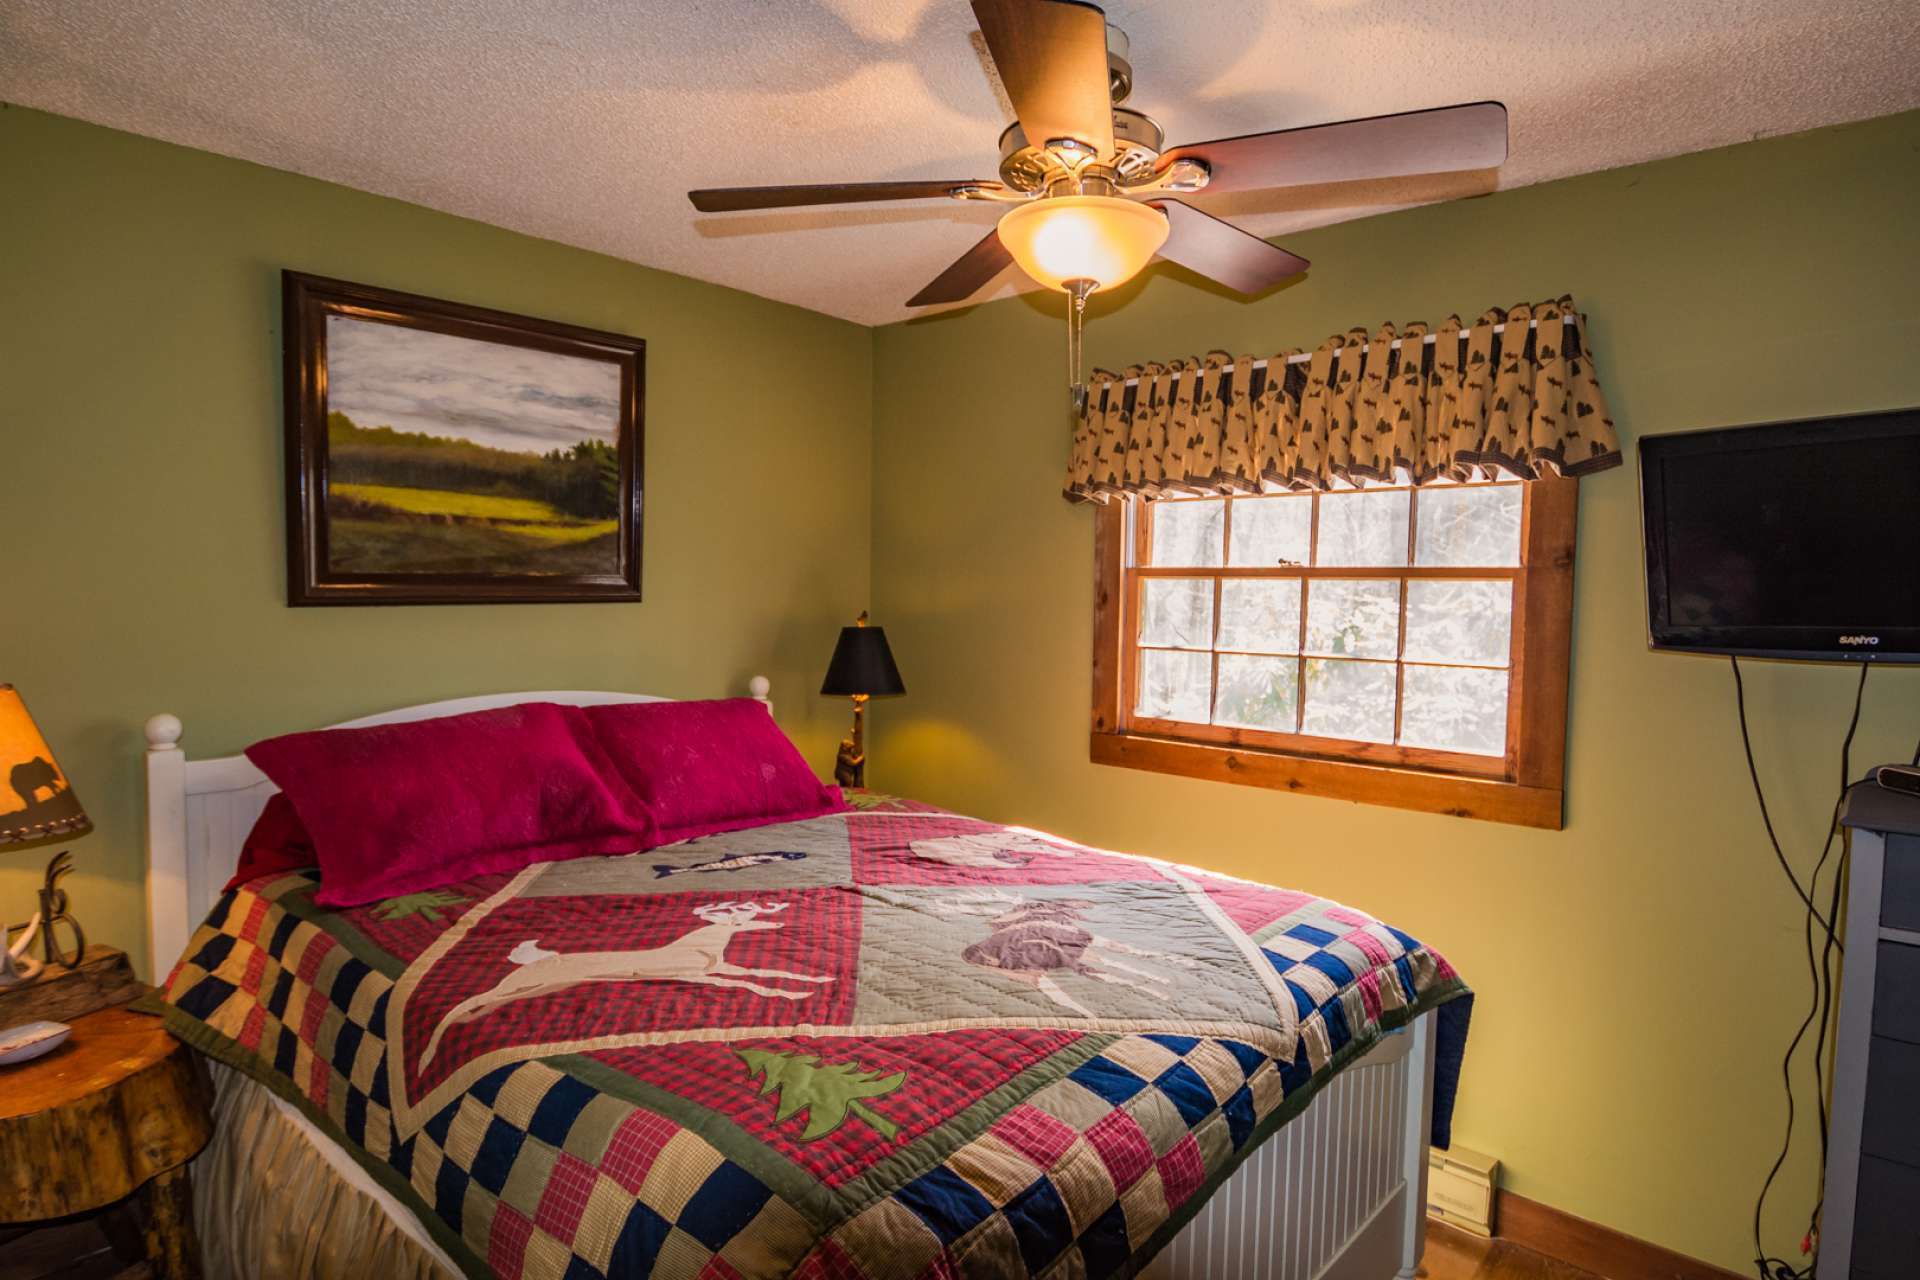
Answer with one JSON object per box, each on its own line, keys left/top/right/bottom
{"left": 1064, "top": 295, "right": 1621, "bottom": 503}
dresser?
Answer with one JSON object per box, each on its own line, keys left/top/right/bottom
{"left": 1824, "top": 781, "right": 1920, "bottom": 1279}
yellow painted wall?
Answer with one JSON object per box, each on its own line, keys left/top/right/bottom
{"left": 870, "top": 110, "right": 1920, "bottom": 1269}
{"left": 0, "top": 105, "right": 872, "bottom": 975}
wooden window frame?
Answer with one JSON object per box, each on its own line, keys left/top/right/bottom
{"left": 1090, "top": 478, "right": 1577, "bottom": 829}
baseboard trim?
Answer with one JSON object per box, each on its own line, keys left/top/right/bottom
{"left": 1494, "top": 1191, "right": 1747, "bottom": 1280}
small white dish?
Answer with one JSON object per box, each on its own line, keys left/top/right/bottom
{"left": 0, "top": 1020, "right": 72, "bottom": 1065}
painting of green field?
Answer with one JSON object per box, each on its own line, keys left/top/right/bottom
{"left": 321, "top": 315, "right": 624, "bottom": 576}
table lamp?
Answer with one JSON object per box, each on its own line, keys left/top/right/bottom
{"left": 820, "top": 612, "right": 905, "bottom": 789}
{"left": 0, "top": 685, "right": 91, "bottom": 988}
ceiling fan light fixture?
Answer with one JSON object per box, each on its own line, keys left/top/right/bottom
{"left": 996, "top": 195, "right": 1169, "bottom": 294}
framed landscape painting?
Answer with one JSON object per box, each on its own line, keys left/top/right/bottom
{"left": 282, "top": 272, "right": 644, "bottom": 605}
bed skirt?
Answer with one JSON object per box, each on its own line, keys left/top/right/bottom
{"left": 197, "top": 1065, "right": 458, "bottom": 1280}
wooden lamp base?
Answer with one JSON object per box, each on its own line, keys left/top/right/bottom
{"left": 0, "top": 946, "right": 142, "bottom": 1034}
{"left": 833, "top": 695, "right": 868, "bottom": 790}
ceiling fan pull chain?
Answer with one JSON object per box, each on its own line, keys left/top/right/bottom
{"left": 1066, "top": 278, "right": 1096, "bottom": 417}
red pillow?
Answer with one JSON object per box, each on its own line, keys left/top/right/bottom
{"left": 584, "top": 699, "right": 846, "bottom": 845}
{"left": 224, "top": 794, "right": 318, "bottom": 891}
{"left": 245, "top": 702, "right": 653, "bottom": 908}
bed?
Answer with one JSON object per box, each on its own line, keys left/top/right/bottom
{"left": 142, "top": 684, "right": 1469, "bottom": 1280}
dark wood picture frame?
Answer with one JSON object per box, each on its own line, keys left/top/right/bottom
{"left": 282, "top": 271, "right": 645, "bottom": 606}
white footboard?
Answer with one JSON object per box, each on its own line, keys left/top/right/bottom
{"left": 1149, "top": 1010, "right": 1437, "bottom": 1280}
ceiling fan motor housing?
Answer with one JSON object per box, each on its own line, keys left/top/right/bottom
{"left": 1104, "top": 24, "right": 1133, "bottom": 104}
{"left": 996, "top": 108, "right": 1166, "bottom": 191}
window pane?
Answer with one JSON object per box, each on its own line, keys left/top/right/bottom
{"left": 1415, "top": 484, "right": 1521, "bottom": 567}
{"left": 1403, "top": 580, "right": 1513, "bottom": 666}
{"left": 1401, "top": 664, "right": 1509, "bottom": 755}
{"left": 1148, "top": 499, "right": 1225, "bottom": 566}
{"left": 1137, "top": 648, "right": 1212, "bottom": 722}
{"left": 1302, "top": 659, "right": 1397, "bottom": 743}
{"left": 1315, "top": 489, "right": 1410, "bottom": 567}
{"left": 1304, "top": 579, "right": 1401, "bottom": 658}
{"left": 1139, "top": 577, "right": 1213, "bottom": 649}
{"left": 1214, "top": 655, "right": 1299, "bottom": 731}
{"left": 1228, "top": 495, "right": 1312, "bottom": 567}
{"left": 1218, "top": 579, "right": 1302, "bottom": 653}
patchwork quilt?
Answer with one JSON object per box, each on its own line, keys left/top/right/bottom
{"left": 153, "top": 795, "right": 1471, "bottom": 1280}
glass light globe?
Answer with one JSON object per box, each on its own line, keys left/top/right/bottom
{"left": 996, "top": 195, "right": 1170, "bottom": 293}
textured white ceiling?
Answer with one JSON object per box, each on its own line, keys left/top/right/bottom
{"left": 4, "top": 1, "right": 1916, "bottom": 325}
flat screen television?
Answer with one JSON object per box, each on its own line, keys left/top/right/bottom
{"left": 1639, "top": 408, "right": 1920, "bottom": 662}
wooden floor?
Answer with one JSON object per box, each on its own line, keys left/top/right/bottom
{"left": 1424, "top": 1220, "right": 1605, "bottom": 1280}
{"left": 0, "top": 1217, "right": 1598, "bottom": 1280}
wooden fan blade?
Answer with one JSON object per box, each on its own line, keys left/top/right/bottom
{"left": 1148, "top": 200, "right": 1309, "bottom": 294}
{"left": 972, "top": 0, "right": 1115, "bottom": 158}
{"left": 907, "top": 227, "right": 1014, "bottom": 306}
{"left": 689, "top": 180, "right": 1003, "bottom": 213}
{"left": 1159, "top": 101, "right": 1508, "bottom": 196}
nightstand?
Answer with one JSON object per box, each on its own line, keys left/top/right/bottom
{"left": 0, "top": 1007, "right": 213, "bottom": 1279}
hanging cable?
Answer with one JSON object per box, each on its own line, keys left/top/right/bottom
{"left": 1731, "top": 656, "right": 1840, "bottom": 936}
{"left": 1803, "top": 663, "right": 1867, "bottom": 1254}
{"left": 1743, "top": 657, "right": 1867, "bottom": 1280}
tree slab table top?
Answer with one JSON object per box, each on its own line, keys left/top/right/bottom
{"left": 0, "top": 1004, "right": 213, "bottom": 1280}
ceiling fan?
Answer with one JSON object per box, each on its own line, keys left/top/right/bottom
{"left": 688, "top": 0, "right": 1507, "bottom": 405}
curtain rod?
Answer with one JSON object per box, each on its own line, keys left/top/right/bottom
{"left": 1104, "top": 315, "right": 1577, "bottom": 386}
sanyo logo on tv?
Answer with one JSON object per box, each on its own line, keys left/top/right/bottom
{"left": 1837, "top": 634, "right": 1880, "bottom": 646}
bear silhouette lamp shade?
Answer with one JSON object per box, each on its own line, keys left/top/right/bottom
{"left": 821, "top": 613, "right": 905, "bottom": 790}
{"left": 0, "top": 685, "right": 91, "bottom": 988}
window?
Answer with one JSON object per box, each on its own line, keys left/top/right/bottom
{"left": 1090, "top": 478, "right": 1577, "bottom": 828}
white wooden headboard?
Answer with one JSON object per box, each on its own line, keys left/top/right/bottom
{"left": 142, "top": 678, "right": 773, "bottom": 978}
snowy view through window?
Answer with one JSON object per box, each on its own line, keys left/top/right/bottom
{"left": 1132, "top": 482, "right": 1522, "bottom": 756}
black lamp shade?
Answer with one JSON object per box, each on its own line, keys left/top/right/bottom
{"left": 821, "top": 625, "right": 906, "bottom": 698}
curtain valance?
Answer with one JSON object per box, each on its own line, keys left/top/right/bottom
{"left": 1064, "top": 295, "right": 1621, "bottom": 503}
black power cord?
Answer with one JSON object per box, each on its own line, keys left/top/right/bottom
{"left": 1731, "top": 657, "right": 1843, "bottom": 937}
{"left": 1739, "top": 655, "right": 1868, "bottom": 1280}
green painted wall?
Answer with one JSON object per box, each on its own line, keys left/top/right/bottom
{"left": 9, "top": 94, "right": 1920, "bottom": 1273}
{"left": 0, "top": 105, "right": 872, "bottom": 977}
{"left": 870, "top": 110, "right": 1920, "bottom": 1269}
